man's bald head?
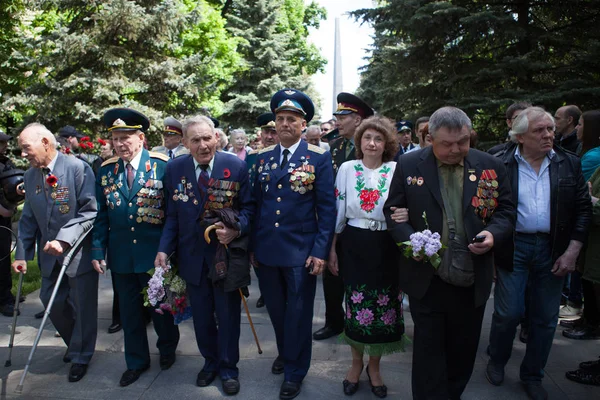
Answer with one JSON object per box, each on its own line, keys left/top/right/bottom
{"left": 18, "top": 123, "right": 58, "bottom": 168}
{"left": 305, "top": 125, "right": 321, "bottom": 146}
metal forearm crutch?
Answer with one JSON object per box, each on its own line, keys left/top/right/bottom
{"left": 5, "top": 268, "right": 24, "bottom": 367}
{"left": 16, "top": 229, "right": 91, "bottom": 393}
{"left": 204, "top": 225, "right": 262, "bottom": 354}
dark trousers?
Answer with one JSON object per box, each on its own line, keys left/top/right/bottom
{"left": 259, "top": 264, "right": 317, "bottom": 383}
{"left": 0, "top": 217, "right": 13, "bottom": 306}
{"left": 110, "top": 270, "right": 120, "bottom": 324}
{"left": 582, "top": 278, "right": 600, "bottom": 326}
{"left": 114, "top": 272, "right": 180, "bottom": 370}
{"left": 410, "top": 276, "right": 485, "bottom": 400}
{"left": 40, "top": 267, "right": 98, "bottom": 364}
{"left": 321, "top": 268, "right": 345, "bottom": 330}
{"left": 188, "top": 276, "right": 241, "bottom": 380}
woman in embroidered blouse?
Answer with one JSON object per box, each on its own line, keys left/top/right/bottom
{"left": 328, "top": 115, "right": 406, "bottom": 398}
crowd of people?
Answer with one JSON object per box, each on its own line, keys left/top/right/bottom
{"left": 2, "top": 87, "right": 600, "bottom": 400}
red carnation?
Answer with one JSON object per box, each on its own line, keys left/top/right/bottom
{"left": 65, "top": 147, "right": 71, "bottom": 154}
{"left": 46, "top": 174, "right": 58, "bottom": 187}
{"left": 97, "top": 138, "right": 107, "bottom": 146}
{"left": 223, "top": 168, "right": 231, "bottom": 178}
{"left": 81, "top": 136, "right": 90, "bottom": 142}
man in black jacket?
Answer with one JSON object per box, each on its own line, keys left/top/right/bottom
{"left": 486, "top": 107, "right": 592, "bottom": 400}
{"left": 553, "top": 105, "right": 581, "bottom": 154}
{"left": 384, "top": 107, "right": 515, "bottom": 400}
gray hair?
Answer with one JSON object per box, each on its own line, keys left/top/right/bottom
{"left": 428, "top": 107, "right": 472, "bottom": 137}
{"left": 306, "top": 125, "right": 321, "bottom": 137}
{"left": 229, "top": 129, "right": 246, "bottom": 139}
{"left": 216, "top": 128, "right": 228, "bottom": 149}
{"left": 21, "top": 122, "right": 57, "bottom": 146}
{"left": 182, "top": 115, "right": 215, "bottom": 137}
{"left": 509, "top": 107, "right": 555, "bottom": 142}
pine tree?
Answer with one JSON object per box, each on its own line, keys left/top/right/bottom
{"left": 1, "top": 0, "right": 242, "bottom": 145}
{"left": 219, "top": 0, "right": 326, "bottom": 129}
{"left": 353, "top": 0, "right": 600, "bottom": 143}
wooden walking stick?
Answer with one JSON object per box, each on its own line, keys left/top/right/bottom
{"left": 205, "top": 224, "right": 262, "bottom": 354}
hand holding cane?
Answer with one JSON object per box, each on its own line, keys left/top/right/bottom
{"left": 205, "top": 224, "right": 262, "bottom": 354}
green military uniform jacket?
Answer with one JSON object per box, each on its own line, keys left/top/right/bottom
{"left": 91, "top": 149, "right": 170, "bottom": 274}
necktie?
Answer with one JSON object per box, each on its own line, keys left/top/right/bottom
{"left": 345, "top": 140, "right": 354, "bottom": 159}
{"left": 126, "top": 163, "right": 134, "bottom": 190}
{"left": 168, "top": 149, "right": 174, "bottom": 159}
{"left": 404, "top": 146, "right": 409, "bottom": 154}
{"left": 198, "top": 164, "right": 210, "bottom": 200}
{"left": 281, "top": 149, "right": 290, "bottom": 170}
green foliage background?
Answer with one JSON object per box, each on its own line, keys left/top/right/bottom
{"left": 0, "top": 0, "right": 327, "bottom": 145}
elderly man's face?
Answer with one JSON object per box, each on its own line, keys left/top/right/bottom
{"left": 518, "top": 114, "right": 555, "bottom": 157}
{"left": 112, "top": 131, "right": 144, "bottom": 162}
{"left": 276, "top": 111, "right": 306, "bottom": 146}
{"left": 18, "top": 128, "right": 52, "bottom": 168}
{"left": 306, "top": 129, "right": 321, "bottom": 146}
{"left": 335, "top": 114, "right": 361, "bottom": 139}
{"left": 162, "top": 133, "right": 181, "bottom": 150}
{"left": 431, "top": 126, "right": 471, "bottom": 165}
{"left": 260, "top": 127, "right": 279, "bottom": 147}
{"left": 320, "top": 122, "right": 332, "bottom": 135}
{"left": 185, "top": 123, "right": 218, "bottom": 165}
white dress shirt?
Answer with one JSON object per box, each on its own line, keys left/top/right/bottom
{"left": 280, "top": 140, "right": 302, "bottom": 164}
{"left": 193, "top": 156, "right": 215, "bottom": 181}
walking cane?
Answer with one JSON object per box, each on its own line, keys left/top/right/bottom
{"left": 16, "top": 229, "right": 91, "bottom": 393}
{"left": 5, "top": 267, "right": 24, "bottom": 367}
{"left": 205, "top": 225, "right": 262, "bottom": 354}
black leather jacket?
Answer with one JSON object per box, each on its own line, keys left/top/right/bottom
{"left": 494, "top": 142, "right": 592, "bottom": 270}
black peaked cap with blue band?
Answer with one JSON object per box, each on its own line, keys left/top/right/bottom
{"left": 270, "top": 89, "right": 315, "bottom": 123}
{"left": 103, "top": 108, "right": 150, "bottom": 133}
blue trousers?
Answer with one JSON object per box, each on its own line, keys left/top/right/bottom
{"left": 188, "top": 277, "right": 241, "bottom": 379}
{"left": 258, "top": 264, "right": 317, "bottom": 383}
{"left": 488, "top": 233, "right": 564, "bottom": 382}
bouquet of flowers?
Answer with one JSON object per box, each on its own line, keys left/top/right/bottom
{"left": 143, "top": 264, "right": 192, "bottom": 324}
{"left": 399, "top": 212, "right": 444, "bottom": 268}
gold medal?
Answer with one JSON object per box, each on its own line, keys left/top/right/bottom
{"left": 491, "top": 180, "right": 498, "bottom": 188}
{"left": 136, "top": 217, "right": 142, "bottom": 223}
{"left": 469, "top": 174, "right": 476, "bottom": 182}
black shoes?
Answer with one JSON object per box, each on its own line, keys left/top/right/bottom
{"left": 196, "top": 370, "right": 218, "bottom": 387}
{"left": 272, "top": 356, "right": 284, "bottom": 375}
{"left": 366, "top": 366, "right": 387, "bottom": 398}
{"left": 68, "top": 363, "right": 88, "bottom": 382}
{"left": 63, "top": 350, "right": 71, "bottom": 363}
{"left": 312, "top": 325, "right": 343, "bottom": 341}
{"left": 119, "top": 364, "right": 150, "bottom": 387}
{"left": 560, "top": 317, "right": 585, "bottom": 329}
{"left": 159, "top": 353, "right": 176, "bottom": 370}
{"left": 565, "top": 368, "right": 600, "bottom": 386}
{"left": 563, "top": 325, "right": 600, "bottom": 340}
{"left": 279, "top": 381, "right": 301, "bottom": 400}
{"left": 522, "top": 382, "right": 548, "bottom": 400}
{"left": 107, "top": 322, "right": 122, "bottom": 334}
{"left": 343, "top": 379, "right": 359, "bottom": 396}
{"left": 485, "top": 360, "right": 505, "bottom": 386}
{"left": 580, "top": 356, "right": 600, "bottom": 370}
{"left": 256, "top": 296, "right": 265, "bottom": 308}
{"left": 222, "top": 377, "right": 240, "bottom": 395}
{"left": 0, "top": 303, "right": 19, "bottom": 317}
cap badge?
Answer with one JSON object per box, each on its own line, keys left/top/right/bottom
{"left": 284, "top": 90, "right": 296, "bottom": 95}
{"left": 113, "top": 118, "right": 126, "bottom": 127}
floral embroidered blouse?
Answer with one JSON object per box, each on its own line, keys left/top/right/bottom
{"left": 334, "top": 160, "right": 396, "bottom": 234}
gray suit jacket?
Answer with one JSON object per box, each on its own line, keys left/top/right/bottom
{"left": 16, "top": 152, "right": 97, "bottom": 278}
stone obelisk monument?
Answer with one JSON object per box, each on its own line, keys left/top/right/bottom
{"left": 333, "top": 17, "right": 343, "bottom": 111}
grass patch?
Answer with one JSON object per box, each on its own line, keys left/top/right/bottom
{"left": 10, "top": 253, "right": 41, "bottom": 298}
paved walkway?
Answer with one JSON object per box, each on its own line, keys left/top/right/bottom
{"left": 0, "top": 273, "right": 599, "bottom": 399}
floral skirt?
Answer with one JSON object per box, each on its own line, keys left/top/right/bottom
{"left": 338, "top": 225, "right": 406, "bottom": 356}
